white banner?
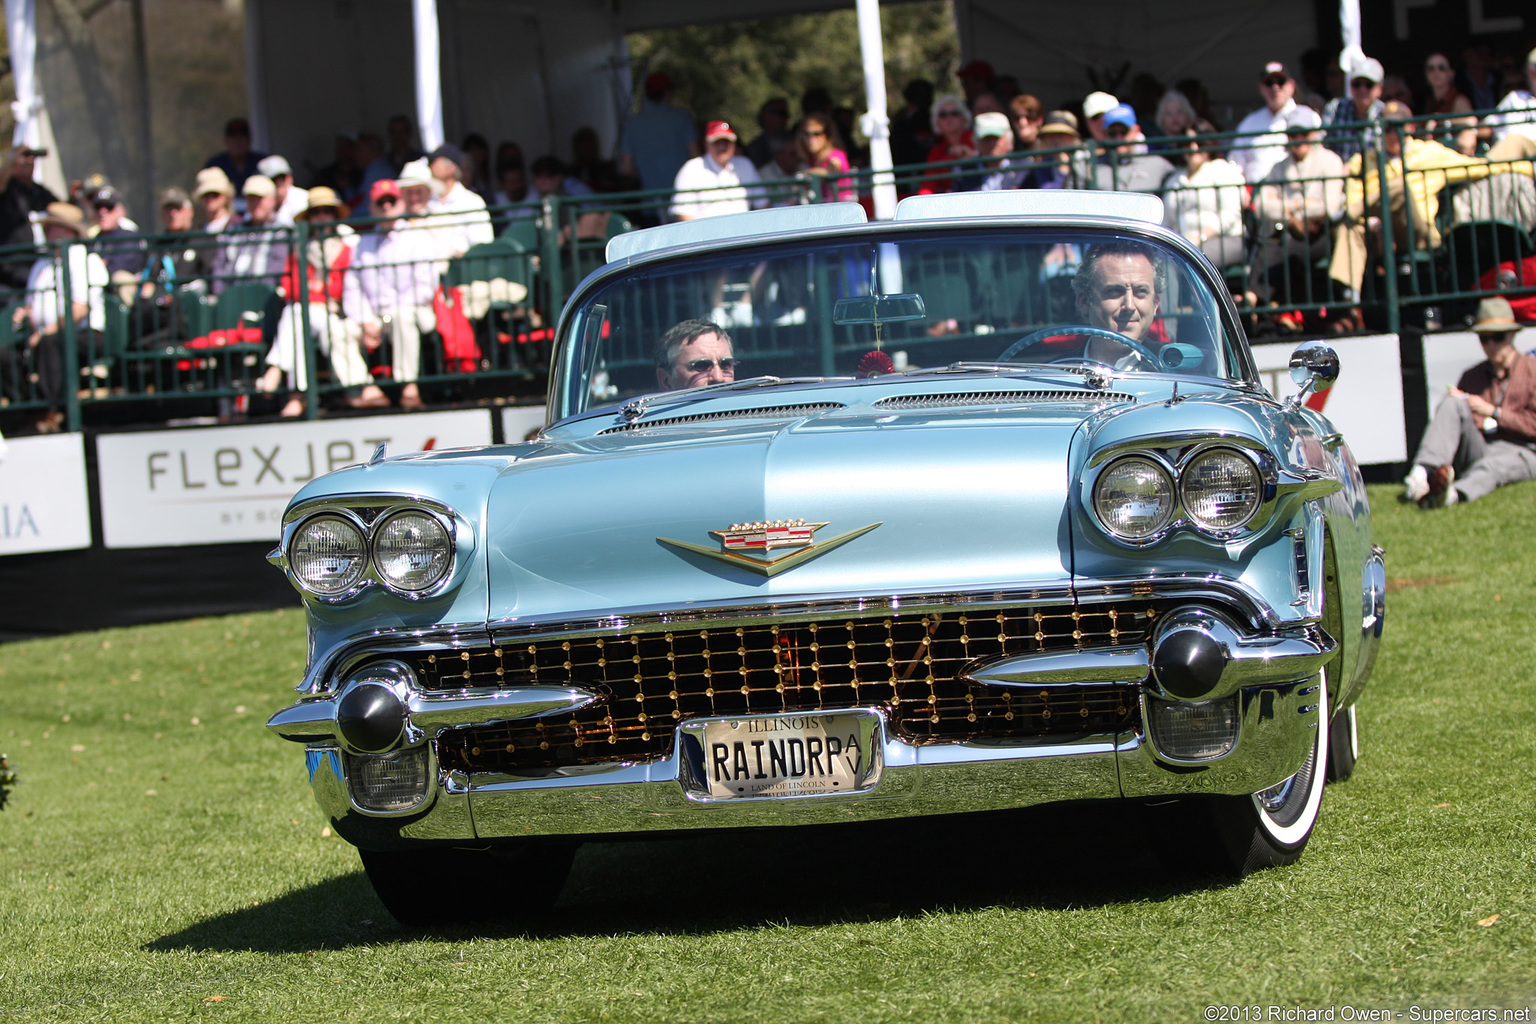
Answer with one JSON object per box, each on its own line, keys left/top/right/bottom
{"left": 0, "top": 432, "right": 91, "bottom": 555}
{"left": 500, "top": 404, "right": 547, "bottom": 443}
{"left": 97, "top": 410, "right": 494, "bottom": 548}
{"left": 1250, "top": 334, "right": 1406, "bottom": 465}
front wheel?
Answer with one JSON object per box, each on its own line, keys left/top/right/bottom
{"left": 360, "top": 840, "right": 577, "bottom": 927}
{"left": 1148, "top": 671, "right": 1330, "bottom": 877}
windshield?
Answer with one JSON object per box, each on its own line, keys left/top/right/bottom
{"left": 553, "top": 228, "right": 1246, "bottom": 418}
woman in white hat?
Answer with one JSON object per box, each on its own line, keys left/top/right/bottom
{"left": 256, "top": 187, "right": 387, "bottom": 416}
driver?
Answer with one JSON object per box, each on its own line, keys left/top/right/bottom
{"left": 655, "top": 318, "right": 737, "bottom": 391}
{"left": 1072, "top": 241, "right": 1165, "bottom": 366}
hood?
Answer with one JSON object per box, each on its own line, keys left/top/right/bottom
{"left": 484, "top": 401, "right": 1106, "bottom": 627}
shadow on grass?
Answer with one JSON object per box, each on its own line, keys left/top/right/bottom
{"left": 146, "top": 801, "right": 1237, "bottom": 952}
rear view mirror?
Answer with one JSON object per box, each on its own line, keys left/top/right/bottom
{"left": 833, "top": 293, "right": 927, "bottom": 326}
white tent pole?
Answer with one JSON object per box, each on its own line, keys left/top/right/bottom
{"left": 1338, "top": 0, "right": 1362, "bottom": 74}
{"left": 855, "top": 0, "right": 896, "bottom": 221}
{"left": 413, "top": 0, "right": 446, "bottom": 151}
{"left": 5, "top": 0, "right": 41, "bottom": 150}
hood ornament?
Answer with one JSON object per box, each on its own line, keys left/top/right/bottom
{"left": 659, "top": 518, "right": 881, "bottom": 577}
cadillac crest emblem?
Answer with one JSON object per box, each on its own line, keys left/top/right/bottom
{"left": 658, "top": 518, "right": 881, "bottom": 577}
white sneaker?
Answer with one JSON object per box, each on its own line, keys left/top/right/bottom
{"left": 1402, "top": 464, "right": 1429, "bottom": 503}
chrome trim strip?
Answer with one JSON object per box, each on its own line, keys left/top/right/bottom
{"left": 269, "top": 684, "right": 598, "bottom": 747}
{"left": 963, "top": 646, "right": 1150, "bottom": 686}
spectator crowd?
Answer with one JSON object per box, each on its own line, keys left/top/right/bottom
{"left": 1, "top": 39, "right": 1535, "bottom": 435}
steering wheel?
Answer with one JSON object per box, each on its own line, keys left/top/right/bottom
{"left": 998, "top": 325, "right": 1161, "bottom": 369}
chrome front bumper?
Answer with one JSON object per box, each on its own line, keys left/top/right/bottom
{"left": 293, "top": 674, "right": 1323, "bottom": 850}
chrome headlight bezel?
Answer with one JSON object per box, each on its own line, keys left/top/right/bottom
{"left": 1083, "top": 437, "right": 1280, "bottom": 547}
{"left": 279, "top": 498, "right": 466, "bottom": 602}
{"left": 1180, "top": 447, "right": 1264, "bottom": 533}
{"left": 289, "top": 514, "right": 370, "bottom": 596}
{"left": 372, "top": 510, "right": 454, "bottom": 593}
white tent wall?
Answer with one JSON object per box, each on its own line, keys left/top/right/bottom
{"left": 246, "top": 0, "right": 626, "bottom": 180}
{"left": 952, "top": 0, "right": 1319, "bottom": 127}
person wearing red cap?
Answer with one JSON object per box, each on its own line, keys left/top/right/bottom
{"left": 618, "top": 71, "right": 700, "bottom": 223}
{"left": 669, "top": 121, "right": 768, "bottom": 222}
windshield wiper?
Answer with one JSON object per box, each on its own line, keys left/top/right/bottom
{"left": 897, "top": 361, "right": 1113, "bottom": 388}
{"left": 619, "top": 376, "right": 832, "bottom": 423}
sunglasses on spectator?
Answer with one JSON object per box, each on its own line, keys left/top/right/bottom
{"left": 376, "top": 197, "right": 401, "bottom": 207}
{"left": 936, "top": 109, "right": 965, "bottom": 119}
{"left": 1262, "top": 76, "right": 1289, "bottom": 88}
{"left": 1425, "top": 62, "right": 1451, "bottom": 72}
{"left": 800, "top": 129, "right": 826, "bottom": 138}
{"left": 92, "top": 202, "right": 117, "bottom": 212}
{"left": 1351, "top": 78, "right": 1377, "bottom": 89}
{"left": 1105, "top": 125, "right": 1132, "bottom": 138}
{"left": 1480, "top": 332, "right": 1514, "bottom": 344}
{"left": 682, "top": 357, "right": 737, "bottom": 374}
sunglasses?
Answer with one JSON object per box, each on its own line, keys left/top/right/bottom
{"left": 936, "top": 109, "right": 965, "bottom": 119}
{"left": 1479, "top": 332, "right": 1514, "bottom": 343}
{"left": 92, "top": 202, "right": 117, "bottom": 212}
{"left": 1351, "top": 79, "right": 1377, "bottom": 89}
{"left": 1425, "top": 62, "right": 1451, "bottom": 71}
{"left": 1105, "top": 125, "right": 1132, "bottom": 138}
{"left": 800, "top": 129, "right": 826, "bottom": 138}
{"left": 1262, "top": 76, "right": 1289, "bottom": 88}
{"left": 682, "top": 357, "right": 737, "bottom": 374}
{"left": 375, "top": 196, "right": 401, "bottom": 207}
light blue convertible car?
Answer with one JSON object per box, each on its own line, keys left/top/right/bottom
{"left": 268, "top": 192, "right": 1385, "bottom": 924}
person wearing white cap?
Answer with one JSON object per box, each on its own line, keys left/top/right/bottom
{"left": 1231, "top": 61, "right": 1300, "bottom": 183}
{"left": 965, "top": 112, "right": 1027, "bottom": 191}
{"left": 1486, "top": 47, "right": 1536, "bottom": 147}
{"left": 1081, "top": 92, "right": 1119, "bottom": 143}
{"left": 1321, "top": 56, "right": 1383, "bottom": 161}
{"left": 1247, "top": 105, "right": 1346, "bottom": 305}
{"left": 257, "top": 154, "right": 310, "bottom": 226}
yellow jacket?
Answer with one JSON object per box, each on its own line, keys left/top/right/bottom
{"left": 1343, "top": 136, "right": 1532, "bottom": 248}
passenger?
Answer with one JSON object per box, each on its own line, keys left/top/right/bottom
{"left": 1403, "top": 297, "right": 1536, "bottom": 508}
{"left": 654, "top": 319, "right": 735, "bottom": 391}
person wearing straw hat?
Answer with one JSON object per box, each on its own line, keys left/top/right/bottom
{"left": 1404, "top": 296, "right": 1536, "bottom": 507}
{"left": 256, "top": 187, "right": 384, "bottom": 417}
{"left": 1024, "top": 111, "right": 1087, "bottom": 190}
{"left": 193, "top": 166, "right": 236, "bottom": 234}
{"left": 2, "top": 203, "right": 108, "bottom": 432}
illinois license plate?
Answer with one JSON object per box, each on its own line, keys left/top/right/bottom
{"left": 678, "top": 709, "right": 883, "bottom": 801}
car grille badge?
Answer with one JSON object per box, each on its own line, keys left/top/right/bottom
{"left": 659, "top": 519, "right": 880, "bottom": 577}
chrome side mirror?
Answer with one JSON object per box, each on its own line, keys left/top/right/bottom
{"left": 1287, "top": 341, "right": 1340, "bottom": 409}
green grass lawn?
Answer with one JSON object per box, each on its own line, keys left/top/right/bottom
{"left": 2, "top": 482, "right": 1533, "bottom": 1023}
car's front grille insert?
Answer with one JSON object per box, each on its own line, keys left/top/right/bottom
{"left": 601, "top": 403, "right": 843, "bottom": 433}
{"left": 424, "top": 603, "right": 1157, "bottom": 775}
{"left": 872, "top": 390, "right": 1135, "bottom": 410}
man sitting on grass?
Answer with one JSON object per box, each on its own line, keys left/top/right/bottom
{"left": 1404, "top": 296, "right": 1536, "bottom": 507}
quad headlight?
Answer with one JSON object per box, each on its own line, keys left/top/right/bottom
{"left": 1181, "top": 449, "right": 1262, "bottom": 532}
{"left": 373, "top": 511, "right": 452, "bottom": 591}
{"left": 1093, "top": 456, "right": 1175, "bottom": 540}
{"left": 285, "top": 505, "right": 457, "bottom": 599}
{"left": 290, "top": 515, "right": 368, "bottom": 595}
{"left": 1090, "top": 445, "right": 1269, "bottom": 543}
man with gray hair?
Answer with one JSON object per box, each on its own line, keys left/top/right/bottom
{"left": 426, "top": 143, "right": 494, "bottom": 258}
{"left": 654, "top": 318, "right": 736, "bottom": 391}
{"left": 257, "top": 154, "right": 309, "bottom": 226}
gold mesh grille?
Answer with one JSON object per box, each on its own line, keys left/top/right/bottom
{"left": 427, "top": 603, "right": 1155, "bottom": 775}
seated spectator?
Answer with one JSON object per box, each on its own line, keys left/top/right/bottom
{"left": 87, "top": 186, "right": 147, "bottom": 302}
{"left": 211, "top": 175, "right": 288, "bottom": 293}
{"left": 1486, "top": 47, "right": 1536, "bottom": 147}
{"left": 342, "top": 179, "right": 438, "bottom": 410}
{"left": 426, "top": 143, "right": 495, "bottom": 258}
{"left": 203, "top": 117, "right": 266, "bottom": 197}
{"left": 1151, "top": 90, "right": 1198, "bottom": 152}
{"left": 1248, "top": 107, "right": 1345, "bottom": 305}
{"left": 1160, "top": 119, "right": 1247, "bottom": 269}
{"left": 670, "top": 122, "right": 768, "bottom": 221}
{"left": 258, "top": 155, "right": 309, "bottom": 226}
{"left": 1421, "top": 52, "right": 1478, "bottom": 156}
{"left": 492, "top": 160, "right": 538, "bottom": 222}
{"left": 755, "top": 130, "right": 807, "bottom": 207}
{"left": 530, "top": 154, "right": 595, "bottom": 203}
{"left": 958, "top": 60, "right": 996, "bottom": 107}
{"left": 313, "top": 130, "right": 362, "bottom": 202}
{"left": 744, "top": 98, "right": 792, "bottom": 169}
{"left": 133, "top": 188, "right": 213, "bottom": 344}
{"left": 889, "top": 79, "right": 936, "bottom": 170}
{"left": 397, "top": 159, "right": 450, "bottom": 256}
{"left": 3, "top": 203, "right": 107, "bottom": 432}
{"left": 1082, "top": 91, "right": 1119, "bottom": 143}
{"left": 1322, "top": 57, "right": 1384, "bottom": 162}
{"left": 796, "top": 113, "right": 855, "bottom": 202}
{"left": 1328, "top": 101, "right": 1534, "bottom": 302}
{"left": 1010, "top": 94, "right": 1044, "bottom": 152}
{"left": 1403, "top": 297, "right": 1536, "bottom": 508}
{"left": 1026, "top": 111, "right": 1088, "bottom": 189}
{"left": 964, "top": 112, "right": 1028, "bottom": 191}
{"left": 461, "top": 132, "right": 494, "bottom": 201}
{"left": 1232, "top": 62, "right": 1301, "bottom": 184}
{"left": 385, "top": 115, "right": 423, "bottom": 175}
{"left": 194, "top": 167, "right": 236, "bottom": 233}
{"left": 257, "top": 187, "right": 382, "bottom": 416}
{"left": 917, "top": 94, "right": 976, "bottom": 194}
{"left": 569, "top": 126, "right": 621, "bottom": 193}
{"left": 1092, "top": 105, "right": 1173, "bottom": 193}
